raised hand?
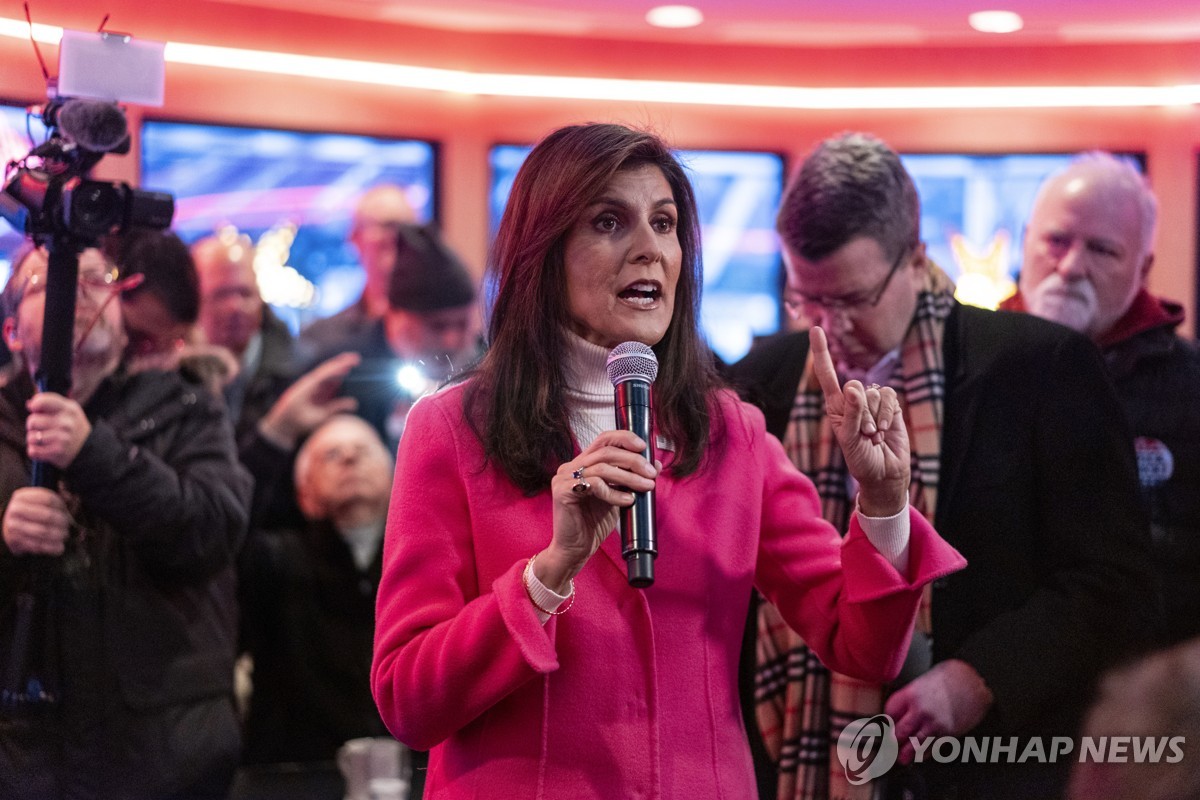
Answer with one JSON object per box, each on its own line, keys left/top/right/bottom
{"left": 810, "top": 326, "right": 910, "bottom": 516}
{"left": 535, "top": 430, "right": 659, "bottom": 594}
{"left": 258, "top": 352, "right": 362, "bottom": 450}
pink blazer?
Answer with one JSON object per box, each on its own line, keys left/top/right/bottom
{"left": 371, "top": 384, "right": 965, "bottom": 799}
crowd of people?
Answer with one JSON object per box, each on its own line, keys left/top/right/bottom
{"left": 0, "top": 121, "right": 1196, "bottom": 800}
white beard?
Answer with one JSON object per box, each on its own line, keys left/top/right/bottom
{"left": 1025, "top": 274, "right": 1098, "bottom": 336}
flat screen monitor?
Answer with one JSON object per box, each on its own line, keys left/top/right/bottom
{"left": 141, "top": 120, "right": 438, "bottom": 330}
{"left": 489, "top": 144, "right": 785, "bottom": 364}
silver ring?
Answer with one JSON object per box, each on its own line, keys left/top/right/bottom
{"left": 571, "top": 467, "right": 585, "bottom": 480}
{"left": 867, "top": 383, "right": 881, "bottom": 391}
{"left": 571, "top": 479, "right": 591, "bottom": 495}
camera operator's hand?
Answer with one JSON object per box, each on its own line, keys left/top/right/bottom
{"left": 258, "top": 352, "right": 362, "bottom": 451}
{"left": 2, "top": 487, "right": 70, "bottom": 556}
{"left": 26, "top": 392, "right": 92, "bottom": 469}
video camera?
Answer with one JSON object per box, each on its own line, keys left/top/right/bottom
{"left": 0, "top": 29, "right": 172, "bottom": 245}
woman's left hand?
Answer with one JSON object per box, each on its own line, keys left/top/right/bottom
{"left": 810, "top": 326, "right": 910, "bottom": 516}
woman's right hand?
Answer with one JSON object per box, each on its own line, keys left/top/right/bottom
{"left": 535, "top": 430, "right": 659, "bottom": 593}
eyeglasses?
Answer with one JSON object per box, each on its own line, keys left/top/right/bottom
{"left": 784, "top": 245, "right": 912, "bottom": 319}
{"left": 20, "top": 266, "right": 125, "bottom": 304}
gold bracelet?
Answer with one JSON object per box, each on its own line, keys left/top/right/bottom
{"left": 522, "top": 553, "right": 576, "bottom": 616}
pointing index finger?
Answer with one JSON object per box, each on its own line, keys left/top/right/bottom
{"left": 809, "top": 326, "right": 843, "bottom": 404}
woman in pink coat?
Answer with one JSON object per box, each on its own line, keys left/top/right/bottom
{"left": 371, "top": 123, "right": 965, "bottom": 799}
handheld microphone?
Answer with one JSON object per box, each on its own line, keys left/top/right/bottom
{"left": 606, "top": 341, "right": 658, "bottom": 588}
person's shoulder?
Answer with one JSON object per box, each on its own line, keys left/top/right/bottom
{"left": 119, "top": 367, "right": 228, "bottom": 421}
{"left": 727, "top": 330, "right": 808, "bottom": 377}
{"left": 960, "top": 303, "right": 1082, "bottom": 343}
{"left": 1164, "top": 329, "right": 1200, "bottom": 363}
{"left": 297, "top": 305, "right": 369, "bottom": 354}
{"left": 954, "top": 304, "right": 1099, "bottom": 367}
{"left": 403, "top": 380, "right": 474, "bottom": 437}
{"left": 712, "top": 386, "right": 768, "bottom": 444}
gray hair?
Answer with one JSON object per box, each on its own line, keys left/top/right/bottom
{"left": 776, "top": 131, "right": 920, "bottom": 264}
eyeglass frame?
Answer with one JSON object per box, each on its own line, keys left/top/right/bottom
{"left": 783, "top": 243, "right": 915, "bottom": 318}
{"left": 2, "top": 255, "right": 121, "bottom": 319}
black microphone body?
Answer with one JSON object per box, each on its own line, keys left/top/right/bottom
{"left": 614, "top": 379, "right": 656, "bottom": 587}
{"left": 606, "top": 342, "right": 659, "bottom": 588}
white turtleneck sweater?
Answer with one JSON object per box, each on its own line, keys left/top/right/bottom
{"left": 525, "top": 331, "right": 910, "bottom": 621}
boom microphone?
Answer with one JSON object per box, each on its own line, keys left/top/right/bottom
{"left": 48, "top": 98, "right": 131, "bottom": 155}
{"left": 606, "top": 341, "right": 658, "bottom": 588}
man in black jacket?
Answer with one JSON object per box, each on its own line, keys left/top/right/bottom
{"left": 730, "top": 133, "right": 1157, "bottom": 800}
{"left": 236, "top": 413, "right": 424, "bottom": 798}
{"left": 1002, "top": 152, "right": 1200, "bottom": 647}
{"left": 0, "top": 246, "right": 252, "bottom": 799}
{"left": 239, "top": 413, "right": 394, "bottom": 765}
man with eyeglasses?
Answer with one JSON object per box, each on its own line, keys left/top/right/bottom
{"left": 0, "top": 245, "right": 252, "bottom": 798}
{"left": 730, "top": 133, "right": 1156, "bottom": 800}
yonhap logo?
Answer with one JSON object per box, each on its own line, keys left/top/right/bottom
{"left": 836, "top": 713, "right": 899, "bottom": 784}
{"left": 836, "top": 713, "right": 1186, "bottom": 779}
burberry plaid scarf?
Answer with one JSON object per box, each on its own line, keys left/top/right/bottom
{"left": 755, "top": 264, "right": 956, "bottom": 800}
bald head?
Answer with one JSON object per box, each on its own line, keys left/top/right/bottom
{"left": 1019, "top": 154, "right": 1157, "bottom": 341}
{"left": 352, "top": 185, "right": 416, "bottom": 231}
{"left": 295, "top": 414, "right": 394, "bottom": 526}
{"left": 192, "top": 235, "right": 262, "bottom": 358}
{"left": 351, "top": 185, "right": 418, "bottom": 315}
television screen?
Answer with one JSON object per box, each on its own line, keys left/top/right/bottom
{"left": 489, "top": 144, "right": 784, "bottom": 363}
{"left": 0, "top": 104, "right": 50, "bottom": 285}
{"left": 900, "top": 152, "right": 1144, "bottom": 308}
{"left": 141, "top": 120, "right": 437, "bottom": 330}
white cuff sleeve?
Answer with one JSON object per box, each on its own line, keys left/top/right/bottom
{"left": 855, "top": 499, "right": 911, "bottom": 573}
{"left": 524, "top": 558, "right": 572, "bottom": 625}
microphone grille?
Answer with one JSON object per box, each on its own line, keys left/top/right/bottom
{"left": 57, "top": 98, "right": 129, "bottom": 154}
{"left": 606, "top": 341, "right": 658, "bottom": 385}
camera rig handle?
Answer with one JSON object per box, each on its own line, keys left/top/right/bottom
{"left": 30, "top": 232, "right": 81, "bottom": 488}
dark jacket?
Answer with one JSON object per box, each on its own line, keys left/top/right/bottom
{"left": 229, "top": 305, "right": 298, "bottom": 454}
{"left": 729, "top": 303, "right": 1158, "bottom": 799}
{"left": 0, "top": 366, "right": 252, "bottom": 800}
{"left": 1002, "top": 289, "right": 1200, "bottom": 646}
{"left": 1106, "top": 317, "right": 1200, "bottom": 645}
{"left": 227, "top": 306, "right": 305, "bottom": 531}
{"left": 238, "top": 519, "right": 388, "bottom": 765}
{"left": 296, "top": 296, "right": 372, "bottom": 367}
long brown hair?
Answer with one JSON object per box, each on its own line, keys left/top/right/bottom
{"left": 463, "top": 123, "right": 723, "bottom": 495}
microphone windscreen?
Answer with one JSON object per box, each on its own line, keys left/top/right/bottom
{"left": 606, "top": 341, "right": 658, "bottom": 386}
{"left": 56, "top": 98, "right": 129, "bottom": 154}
